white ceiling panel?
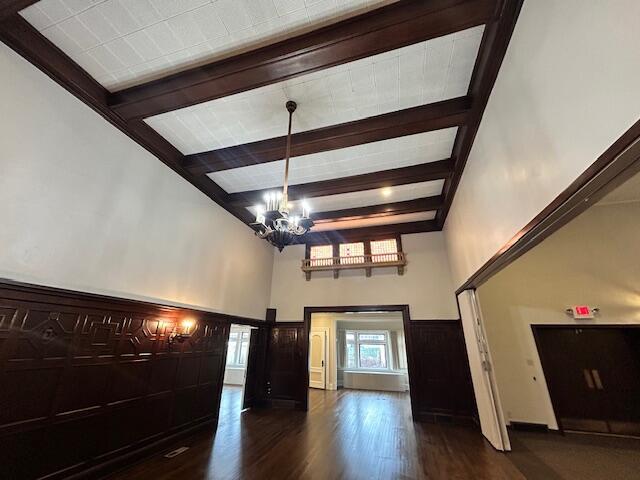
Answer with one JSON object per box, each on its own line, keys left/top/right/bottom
{"left": 208, "top": 128, "right": 456, "bottom": 193}
{"left": 20, "top": 0, "right": 397, "bottom": 91}
{"left": 245, "top": 180, "right": 445, "bottom": 217}
{"left": 145, "top": 25, "right": 484, "bottom": 154}
{"left": 311, "top": 211, "right": 436, "bottom": 231}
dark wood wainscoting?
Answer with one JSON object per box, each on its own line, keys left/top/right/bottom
{"left": 0, "top": 280, "right": 264, "bottom": 480}
{"left": 265, "top": 323, "right": 306, "bottom": 409}
{"left": 405, "top": 320, "right": 477, "bottom": 423}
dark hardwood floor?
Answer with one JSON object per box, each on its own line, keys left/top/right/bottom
{"left": 109, "top": 387, "right": 524, "bottom": 480}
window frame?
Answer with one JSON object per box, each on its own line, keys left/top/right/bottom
{"left": 305, "top": 235, "right": 402, "bottom": 265}
{"left": 345, "top": 329, "right": 391, "bottom": 371}
{"left": 309, "top": 244, "right": 334, "bottom": 267}
{"left": 226, "top": 330, "right": 250, "bottom": 367}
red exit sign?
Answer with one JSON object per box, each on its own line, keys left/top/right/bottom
{"left": 569, "top": 305, "right": 596, "bottom": 319}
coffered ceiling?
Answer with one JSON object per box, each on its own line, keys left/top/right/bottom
{"left": 21, "top": 0, "right": 397, "bottom": 90}
{"left": 144, "top": 26, "right": 482, "bottom": 152}
{"left": 1, "top": 0, "right": 523, "bottom": 245}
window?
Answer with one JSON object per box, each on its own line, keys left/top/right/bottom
{"left": 370, "top": 238, "right": 399, "bottom": 262}
{"left": 309, "top": 244, "right": 333, "bottom": 266}
{"left": 345, "top": 332, "right": 356, "bottom": 368}
{"left": 345, "top": 330, "right": 389, "bottom": 370}
{"left": 226, "top": 330, "right": 250, "bottom": 366}
{"left": 303, "top": 236, "right": 405, "bottom": 280}
{"left": 339, "top": 242, "right": 364, "bottom": 264}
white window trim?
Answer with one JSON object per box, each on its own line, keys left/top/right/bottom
{"left": 227, "top": 330, "right": 250, "bottom": 367}
{"left": 345, "top": 329, "right": 391, "bottom": 371}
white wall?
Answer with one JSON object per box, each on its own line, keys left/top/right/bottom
{"left": 0, "top": 43, "right": 274, "bottom": 319}
{"left": 444, "top": 0, "right": 640, "bottom": 288}
{"left": 223, "top": 367, "right": 246, "bottom": 385}
{"left": 270, "top": 232, "right": 458, "bottom": 320}
{"left": 477, "top": 200, "right": 640, "bottom": 429}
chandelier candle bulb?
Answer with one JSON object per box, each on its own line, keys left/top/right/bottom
{"left": 255, "top": 205, "right": 265, "bottom": 223}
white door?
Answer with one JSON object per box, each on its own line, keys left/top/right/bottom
{"left": 458, "top": 290, "right": 511, "bottom": 451}
{"left": 309, "top": 330, "right": 326, "bottom": 389}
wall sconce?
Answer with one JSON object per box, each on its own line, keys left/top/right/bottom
{"left": 169, "top": 318, "right": 195, "bottom": 346}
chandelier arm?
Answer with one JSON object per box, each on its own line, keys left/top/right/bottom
{"left": 256, "top": 227, "right": 274, "bottom": 239}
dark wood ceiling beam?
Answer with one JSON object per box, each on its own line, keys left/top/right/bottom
{"left": 302, "top": 220, "right": 440, "bottom": 244}
{"left": 109, "top": 0, "right": 497, "bottom": 120}
{"left": 436, "top": 0, "right": 523, "bottom": 227}
{"left": 227, "top": 159, "right": 453, "bottom": 208}
{"left": 0, "top": 15, "right": 253, "bottom": 225}
{"left": 312, "top": 196, "right": 443, "bottom": 223}
{"left": 183, "top": 97, "right": 471, "bottom": 175}
{"left": 0, "top": 1, "right": 38, "bottom": 20}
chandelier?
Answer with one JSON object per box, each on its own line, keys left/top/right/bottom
{"left": 250, "top": 101, "right": 314, "bottom": 251}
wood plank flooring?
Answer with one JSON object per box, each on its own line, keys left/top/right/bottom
{"left": 109, "top": 387, "right": 524, "bottom": 480}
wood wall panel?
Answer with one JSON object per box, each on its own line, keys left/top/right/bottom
{"left": 266, "top": 323, "right": 306, "bottom": 408}
{"left": 242, "top": 327, "right": 269, "bottom": 409}
{"left": 0, "top": 280, "right": 260, "bottom": 480}
{"left": 406, "top": 320, "right": 477, "bottom": 423}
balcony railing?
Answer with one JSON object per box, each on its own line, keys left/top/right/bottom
{"left": 301, "top": 252, "right": 406, "bottom": 280}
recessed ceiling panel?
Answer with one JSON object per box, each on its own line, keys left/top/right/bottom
{"left": 145, "top": 25, "right": 484, "bottom": 154}
{"left": 311, "top": 211, "right": 436, "bottom": 231}
{"left": 20, "top": 0, "right": 396, "bottom": 91}
{"left": 209, "top": 128, "right": 456, "bottom": 193}
{"left": 245, "top": 180, "right": 445, "bottom": 216}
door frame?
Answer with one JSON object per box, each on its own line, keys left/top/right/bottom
{"left": 308, "top": 326, "right": 329, "bottom": 389}
{"left": 301, "top": 305, "right": 417, "bottom": 415}
{"left": 531, "top": 324, "right": 640, "bottom": 434}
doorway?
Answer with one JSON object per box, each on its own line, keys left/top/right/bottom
{"left": 222, "top": 324, "right": 254, "bottom": 414}
{"left": 308, "top": 310, "right": 410, "bottom": 394}
{"left": 533, "top": 325, "right": 640, "bottom": 436}
{"left": 301, "top": 305, "right": 476, "bottom": 422}
{"left": 303, "top": 306, "right": 413, "bottom": 411}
